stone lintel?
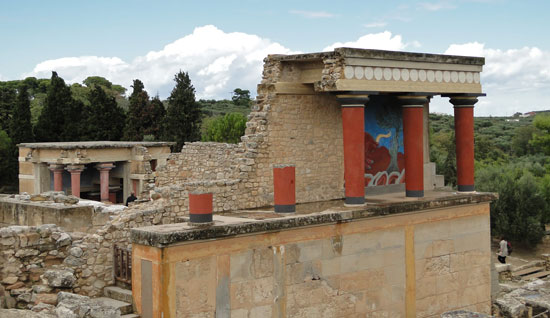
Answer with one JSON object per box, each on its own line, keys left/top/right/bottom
{"left": 17, "top": 141, "right": 175, "bottom": 150}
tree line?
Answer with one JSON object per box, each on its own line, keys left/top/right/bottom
{"left": 0, "top": 71, "right": 250, "bottom": 192}
{"left": 430, "top": 112, "right": 550, "bottom": 245}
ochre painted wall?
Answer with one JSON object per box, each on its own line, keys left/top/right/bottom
{"left": 133, "top": 203, "right": 491, "bottom": 318}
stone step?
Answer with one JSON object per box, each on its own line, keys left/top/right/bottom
{"left": 94, "top": 297, "right": 133, "bottom": 315}
{"left": 513, "top": 266, "right": 545, "bottom": 277}
{"left": 104, "top": 286, "right": 133, "bottom": 304}
{"left": 522, "top": 270, "right": 550, "bottom": 281}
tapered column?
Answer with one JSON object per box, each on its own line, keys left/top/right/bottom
{"left": 449, "top": 96, "right": 478, "bottom": 192}
{"left": 189, "top": 192, "right": 213, "bottom": 224}
{"left": 398, "top": 96, "right": 429, "bottom": 197}
{"left": 66, "top": 165, "right": 85, "bottom": 198}
{"left": 273, "top": 164, "right": 296, "bottom": 213}
{"left": 337, "top": 95, "right": 369, "bottom": 205}
{"left": 96, "top": 162, "right": 115, "bottom": 202}
{"left": 49, "top": 164, "right": 65, "bottom": 192}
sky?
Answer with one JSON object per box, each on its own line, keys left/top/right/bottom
{"left": 1, "top": 0, "right": 549, "bottom": 116}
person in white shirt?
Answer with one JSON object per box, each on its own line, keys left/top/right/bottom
{"left": 498, "top": 237, "right": 508, "bottom": 264}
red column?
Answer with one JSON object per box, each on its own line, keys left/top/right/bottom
{"left": 96, "top": 162, "right": 115, "bottom": 202}
{"left": 66, "top": 165, "right": 85, "bottom": 198}
{"left": 189, "top": 192, "right": 213, "bottom": 224}
{"left": 49, "top": 164, "right": 65, "bottom": 192}
{"left": 273, "top": 164, "right": 296, "bottom": 213}
{"left": 450, "top": 97, "right": 478, "bottom": 192}
{"left": 337, "top": 95, "right": 369, "bottom": 205}
{"left": 398, "top": 96, "right": 429, "bottom": 197}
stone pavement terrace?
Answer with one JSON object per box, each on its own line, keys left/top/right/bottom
{"left": 131, "top": 190, "right": 496, "bottom": 247}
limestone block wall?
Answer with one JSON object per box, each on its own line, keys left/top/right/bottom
{"left": 132, "top": 203, "right": 491, "bottom": 318}
{"left": 256, "top": 93, "right": 344, "bottom": 204}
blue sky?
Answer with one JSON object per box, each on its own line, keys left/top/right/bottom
{"left": 1, "top": 0, "right": 549, "bottom": 116}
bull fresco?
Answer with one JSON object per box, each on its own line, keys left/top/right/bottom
{"left": 364, "top": 96, "right": 405, "bottom": 187}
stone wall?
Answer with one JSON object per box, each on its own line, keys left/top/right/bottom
{"left": 132, "top": 202, "right": 492, "bottom": 318}
{"left": 0, "top": 225, "right": 74, "bottom": 309}
{"left": 0, "top": 197, "right": 181, "bottom": 311}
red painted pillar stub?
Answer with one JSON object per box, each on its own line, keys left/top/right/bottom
{"left": 398, "top": 96, "right": 429, "bottom": 198}
{"left": 273, "top": 164, "right": 296, "bottom": 213}
{"left": 338, "top": 95, "right": 368, "bottom": 205}
{"left": 450, "top": 97, "right": 478, "bottom": 192}
{"left": 189, "top": 192, "right": 213, "bottom": 224}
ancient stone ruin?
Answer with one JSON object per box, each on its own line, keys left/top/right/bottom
{"left": 0, "top": 47, "right": 516, "bottom": 318}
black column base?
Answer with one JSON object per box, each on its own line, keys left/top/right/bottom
{"left": 406, "top": 190, "right": 424, "bottom": 197}
{"left": 189, "top": 213, "right": 213, "bottom": 223}
{"left": 275, "top": 204, "right": 296, "bottom": 213}
{"left": 457, "top": 184, "right": 475, "bottom": 192}
{"left": 345, "top": 196, "right": 365, "bottom": 205}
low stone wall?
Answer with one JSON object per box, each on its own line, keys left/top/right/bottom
{"left": 0, "top": 196, "right": 183, "bottom": 311}
{"left": 0, "top": 194, "right": 124, "bottom": 233}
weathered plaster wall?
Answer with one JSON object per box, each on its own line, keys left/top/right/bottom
{"left": 132, "top": 203, "right": 491, "bottom": 318}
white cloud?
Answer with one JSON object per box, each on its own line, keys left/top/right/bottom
{"left": 435, "top": 42, "right": 550, "bottom": 115}
{"left": 26, "top": 25, "right": 297, "bottom": 99}
{"left": 363, "top": 22, "right": 388, "bottom": 28}
{"left": 289, "top": 10, "right": 335, "bottom": 18}
{"left": 417, "top": 1, "right": 457, "bottom": 11}
{"left": 323, "top": 31, "right": 411, "bottom": 52}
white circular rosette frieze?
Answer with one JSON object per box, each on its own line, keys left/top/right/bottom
{"left": 343, "top": 65, "right": 480, "bottom": 85}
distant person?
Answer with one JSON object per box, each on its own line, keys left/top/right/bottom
{"left": 126, "top": 192, "right": 137, "bottom": 206}
{"left": 498, "top": 237, "right": 509, "bottom": 264}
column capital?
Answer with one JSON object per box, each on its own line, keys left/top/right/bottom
{"left": 66, "top": 164, "right": 85, "bottom": 173}
{"left": 336, "top": 94, "right": 370, "bottom": 106}
{"left": 48, "top": 163, "right": 65, "bottom": 171}
{"left": 447, "top": 96, "right": 479, "bottom": 108}
{"left": 396, "top": 95, "right": 430, "bottom": 108}
{"left": 95, "top": 162, "right": 115, "bottom": 171}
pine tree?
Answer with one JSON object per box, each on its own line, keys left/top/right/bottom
{"left": 10, "top": 83, "right": 34, "bottom": 144}
{"left": 123, "top": 79, "right": 149, "bottom": 141}
{"left": 82, "top": 85, "right": 126, "bottom": 141}
{"left": 163, "top": 71, "right": 201, "bottom": 150}
{"left": 34, "top": 72, "right": 81, "bottom": 141}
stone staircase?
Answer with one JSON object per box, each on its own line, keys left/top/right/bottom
{"left": 96, "top": 286, "right": 139, "bottom": 318}
{"left": 513, "top": 265, "right": 550, "bottom": 280}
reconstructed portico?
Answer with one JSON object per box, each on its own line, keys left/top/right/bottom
{"left": 18, "top": 141, "right": 173, "bottom": 203}
{"left": 263, "top": 48, "right": 484, "bottom": 202}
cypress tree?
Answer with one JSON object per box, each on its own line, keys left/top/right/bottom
{"left": 10, "top": 83, "right": 34, "bottom": 144}
{"left": 143, "top": 95, "right": 166, "bottom": 140}
{"left": 34, "top": 72, "right": 79, "bottom": 141}
{"left": 123, "top": 79, "right": 149, "bottom": 141}
{"left": 82, "top": 85, "right": 126, "bottom": 141}
{"left": 0, "top": 86, "right": 16, "bottom": 134}
{"left": 163, "top": 71, "right": 201, "bottom": 150}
